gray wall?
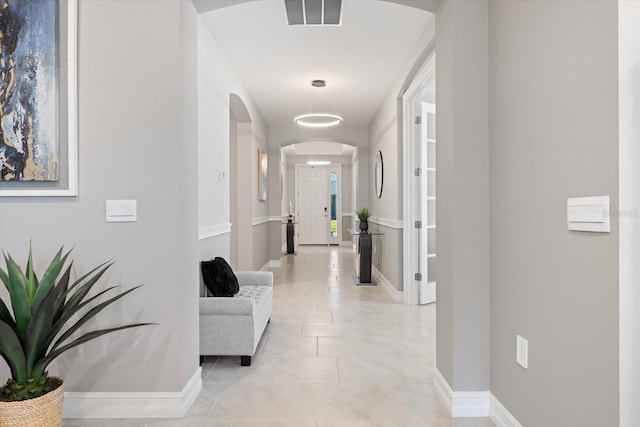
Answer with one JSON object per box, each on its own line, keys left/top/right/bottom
{"left": 198, "top": 19, "right": 270, "bottom": 272}
{"left": 435, "top": 0, "right": 490, "bottom": 391}
{"left": 367, "top": 16, "right": 436, "bottom": 292}
{"left": 0, "top": 0, "right": 200, "bottom": 392}
{"left": 489, "top": 1, "right": 619, "bottom": 426}
{"left": 252, "top": 222, "right": 270, "bottom": 271}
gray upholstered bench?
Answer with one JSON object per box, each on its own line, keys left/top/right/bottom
{"left": 199, "top": 271, "right": 273, "bottom": 366}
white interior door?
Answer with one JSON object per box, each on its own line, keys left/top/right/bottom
{"left": 402, "top": 52, "right": 435, "bottom": 305}
{"left": 420, "top": 102, "right": 436, "bottom": 304}
{"left": 296, "top": 165, "right": 329, "bottom": 245}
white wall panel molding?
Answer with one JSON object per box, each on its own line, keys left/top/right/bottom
{"left": 372, "top": 265, "right": 402, "bottom": 303}
{"left": 199, "top": 223, "right": 232, "bottom": 240}
{"left": 434, "top": 369, "right": 490, "bottom": 418}
{"left": 252, "top": 216, "right": 282, "bottom": 226}
{"left": 370, "top": 217, "right": 403, "bottom": 229}
{"left": 63, "top": 367, "right": 202, "bottom": 419}
{"left": 252, "top": 216, "right": 271, "bottom": 226}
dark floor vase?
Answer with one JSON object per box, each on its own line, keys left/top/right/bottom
{"left": 359, "top": 221, "right": 368, "bottom": 232}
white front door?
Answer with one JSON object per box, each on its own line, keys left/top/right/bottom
{"left": 296, "top": 165, "right": 329, "bottom": 245}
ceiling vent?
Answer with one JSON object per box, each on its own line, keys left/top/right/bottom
{"left": 285, "top": 0, "right": 343, "bottom": 26}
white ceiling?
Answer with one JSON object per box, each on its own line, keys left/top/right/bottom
{"left": 201, "top": 0, "right": 434, "bottom": 128}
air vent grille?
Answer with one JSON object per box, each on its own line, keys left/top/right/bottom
{"left": 285, "top": 0, "right": 343, "bottom": 26}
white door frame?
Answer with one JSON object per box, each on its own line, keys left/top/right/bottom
{"left": 402, "top": 52, "right": 435, "bottom": 305}
{"left": 294, "top": 163, "right": 343, "bottom": 245}
{"left": 328, "top": 164, "right": 342, "bottom": 245}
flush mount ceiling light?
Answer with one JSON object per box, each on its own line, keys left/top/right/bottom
{"left": 306, "top": 160, "right": 331, "bottom": 166}
{"left": 295, "top": 80, "right": 343, "bottom": 127}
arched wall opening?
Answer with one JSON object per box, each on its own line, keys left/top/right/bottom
{"left": 278, "top": 140, "right": 360, "bottom": 250}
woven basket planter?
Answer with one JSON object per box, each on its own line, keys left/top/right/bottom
{"left": 0, "top": 378, "right": 64, "bottom": 427}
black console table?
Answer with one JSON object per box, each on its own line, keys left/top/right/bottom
{"left": 351, "top": 230, "right": 384, "bottom": 285}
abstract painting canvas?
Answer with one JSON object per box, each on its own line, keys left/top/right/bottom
{"left": 0, "top": 0, "right": 60, "bottom": 183}
{"left": 258, "top": 148, "right": 268, "bottom": 201}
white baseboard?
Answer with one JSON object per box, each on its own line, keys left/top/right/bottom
{"left": 490, "top": 393, "right": 523, "bottom": 427}
{"left": 434, "top": 368, "right": 490, "bottom": 418}
{"left": 371, "top": 265, "right": 403, "bottom": 303}
{"left": 261, "top": 259, "right": 281, "bottom": 271}
{"left": 268, "top": 259, "right": 281, "bottom": 268}
{"left": 63, "top": 367, "right": 202, "bottom": 419}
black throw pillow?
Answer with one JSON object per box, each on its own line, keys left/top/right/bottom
{"left": 201, "top": 257, "right": 239, "bottom": 297}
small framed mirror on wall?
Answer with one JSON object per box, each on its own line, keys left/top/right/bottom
{"left": 375, "top": 150, "right": 383, "bottom": 198}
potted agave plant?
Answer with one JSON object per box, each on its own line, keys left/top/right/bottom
{"left": 356, "top": 207, "right": 370, "bottom": 233}
{"left": 0, "top": 246, "right": 150, "bottom": 426}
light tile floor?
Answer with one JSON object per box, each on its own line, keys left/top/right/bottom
{"left": 64, "top": 246, "right": 494, "bottom": 427}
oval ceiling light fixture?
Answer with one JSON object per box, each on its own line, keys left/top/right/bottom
{"left": 306, "top": 160, "right": 331, "bottom": 166}
{"left": 295, "top": 113, "right": 343, "bottom": 128}
{"left": 295, "top": 80, "right": 343, "bottom": 127}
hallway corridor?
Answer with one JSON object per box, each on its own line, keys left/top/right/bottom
{"left": 65, "top": 246, "right": 494, "bottom": 426}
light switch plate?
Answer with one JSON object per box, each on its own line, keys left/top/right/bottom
{"left": 516, "top": 335, "right": 528, "bottom": 369}
{"left": 567, "top": 195, "right": 610, "bottom": 232}
{"left": 106, "top": 200, "right": 137, "bottom": 222}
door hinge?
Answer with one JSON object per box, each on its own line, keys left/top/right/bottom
{"left": 415, "top": 220, "right": 422, "bottom": 229}
{"left": 415, "top": 273, "right": 422, "bottom": 281}
{"left": 414, "top": 116, "right": 422, "bottom": 125}
{"left": 414, "top": 167, "right": 421, "bottom": 177}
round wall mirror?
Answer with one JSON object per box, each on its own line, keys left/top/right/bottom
{"left": 375, "top": 150, "right": 383, "bottom": 198}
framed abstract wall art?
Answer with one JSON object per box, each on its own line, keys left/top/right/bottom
{"left": 0, "top": 0, "right": 78, "bottom": 196}
{"left": 258, "top": 148, "right": 268, "bottom": 201}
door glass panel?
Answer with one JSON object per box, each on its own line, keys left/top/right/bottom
{"left": 330, "top": 171, "right": 337, "bottom": 238}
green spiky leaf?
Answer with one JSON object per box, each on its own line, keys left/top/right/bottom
{"left": 3, "top": 253, "right": 31, "bottom": 340}
{"left": 0, "top": 267, "right": 9, "bottom": 291}
{"left": 0, "top": 320, "right": 27, "bottom": 383}
{"left": 0, "top": 298, "right": 15, "bottom": 330}
{"left": 25, "top": 246, "right": 36, "bottom": 303}
{"left": 24, "top": 278, "right": 61, "bottom": 379}
{"left": 31, "top": 248, "right": 70, "bottom": 312}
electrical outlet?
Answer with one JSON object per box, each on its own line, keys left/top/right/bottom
{"left": 516, "top": 335, "right": 528, "bottom": 369}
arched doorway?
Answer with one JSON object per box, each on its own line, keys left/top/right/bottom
{"left": 279, "top": 140, "right": 359, "bottom": 250}
{"left": 229, "top": 93, "right": 252, "bottom": 269}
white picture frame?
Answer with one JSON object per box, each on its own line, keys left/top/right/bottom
{"left": 0, "top": 0, "right": 78, "bottom": 197}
